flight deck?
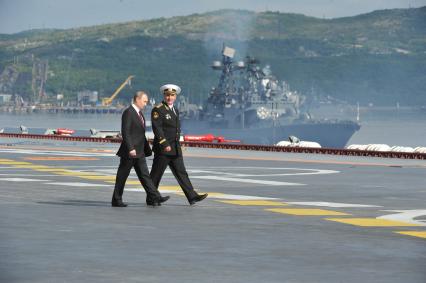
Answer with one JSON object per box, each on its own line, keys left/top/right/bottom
{"left": 0, "top": 141, "right": 425, "bottom": 282}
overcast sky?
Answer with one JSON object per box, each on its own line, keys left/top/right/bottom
{"left": 1, "top": 0, "right": 425, "bottom": 34}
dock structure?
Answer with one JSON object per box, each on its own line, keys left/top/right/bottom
{"left": 0, "top": 106, "right": 125, "bottom": 114}
{"left": 0, "top": 139, "right": 425, "bottom": 282}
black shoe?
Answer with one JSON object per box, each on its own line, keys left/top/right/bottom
{"left": 112, "top": 201, "right": 128, "bottom": 207}
{"left": 146, "top": 199, "right": 161, "bottom": 207}
{"left": 158, "top": 195, "right": 170, "bottom": 204}
{"left": 189, "top": 193, "right": 208, "bottom": 205}
{"left": 147, "top": 195, "right": 170, "bottom": 207}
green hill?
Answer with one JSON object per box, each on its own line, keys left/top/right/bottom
{"left": 0, "top": 7, "right": 425, "bottom": 105}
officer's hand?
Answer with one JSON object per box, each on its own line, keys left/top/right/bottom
{"left": 165, "top": 146, "right": 172, "bottom": 152}
{"left": 129, "top": 149, "right": 137, "bottom": 157}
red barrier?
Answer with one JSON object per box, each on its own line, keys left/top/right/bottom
{"left": 55, "top": 128, "right": 75, "bottom": 135}
{"left": 184, "top": 134, "right": 241, "bottom": 143}
{"left": 184, "top": 134, "right": 216, "bottom": 142}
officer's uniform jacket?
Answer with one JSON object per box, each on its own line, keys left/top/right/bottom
{"left": 151, "top": 101, "right": 182, "bottom": 156}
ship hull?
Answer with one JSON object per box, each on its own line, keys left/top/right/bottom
{"left": 181, "top": 120, "right": 360, "bottom": 148}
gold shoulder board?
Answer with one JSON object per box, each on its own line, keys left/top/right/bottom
{"left": 152, "top": 111, "right": 160, "bottom": 120}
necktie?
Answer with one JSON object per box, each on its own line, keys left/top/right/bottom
{"left": 138, "top": 110, "right": 145, "bottom": 128}
{"left": 170, "top": 106, "right": 176, "bottom": 116}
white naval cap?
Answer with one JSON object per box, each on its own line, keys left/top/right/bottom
{"left": 160, "top": 84, "right": 181, "bottom": 95}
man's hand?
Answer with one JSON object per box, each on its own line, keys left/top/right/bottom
{"left": 129, "top": 149, "right": 137, "bottom": 157}
{"left": 164, "top": 146, "right": 172, "bottom": 152}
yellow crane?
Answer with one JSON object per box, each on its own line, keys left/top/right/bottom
{"left": 102, "top": 75, "right": 134, "bottom": 106}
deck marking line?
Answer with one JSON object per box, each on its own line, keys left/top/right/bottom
{"left": 205, "top": 192, "right": 278, "bottom": 200}
{"left": 191, "top": 175, "right": 304, "bottom": 186}
{"left": 77, "top": 175, "right": 117, "bottom": 181}
{"left": 0, "top": 178, "right": 49, "bottom": 182}
{"left": 394, "top": 231, "right": 426, "bottom": 239}
{"left": 377, "top": 210, "right": 426, "bottom": 226}
{"left": 218, "top": 200, "right": 287, "bottom": 206}
{"left": 184, "top": 153, "right": 421, "bottom": 167}
{"left": 24, "top": 157, "right": 99, "bottom": 161}
{"left": 45, "top": 182, "right": 111, "bottom": 187}
{"left": 267, "top": 208, "right": 349, "bottom": 216}
{"left": 325, "top": 218, "right": 421, "bottom": 227}
{"left": 287, "top": 201, "right": 382, "bottom": 208}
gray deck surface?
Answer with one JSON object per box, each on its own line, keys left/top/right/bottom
{"left": 1, "top": 141, "right": 425, "bottom": 283}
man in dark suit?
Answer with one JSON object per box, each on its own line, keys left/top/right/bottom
{"left": 150, "top": 84, "right": 208, "bottom": 205}
{"left": 112, "top": 91, "right": 170, "bottom": 207}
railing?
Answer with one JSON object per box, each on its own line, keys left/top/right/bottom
{"left": 1, "top": 132, "right": 425, "bottom": 160}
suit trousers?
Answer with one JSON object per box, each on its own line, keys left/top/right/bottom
{"left": 150, "top": 154, "right": 198, "bottom": 200}
{"left": 112, "top": 156, "right": 161, "bottom": 202}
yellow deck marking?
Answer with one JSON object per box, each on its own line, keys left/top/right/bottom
{"left": 55, "top": 171, "right": 100, "bottom": 176}
{"left": 2, "top": 158, "right": 190, "bottom": 199}
{"left": 123, "top": 185, "right": 184, "bottom": 194}
{"left": 106, "top": 180, "right": 141, "bottom": 185}
{"left": 218, "top": 200, "right": 287, "bottom": 206}
{"left": 158, "top": 186, "right": 185, "bottom": 195}
{"left": 13, "top": 164, "right": 51, "bottom": 169}
{"left": 326, "top": 218, "right": 421, "bottom": 227}
{"left": 395, "top": 231, "right": 426, "bottom": 239}
{"left": 159, "top": 186, "right": 181, "bottom": 192}
{"left": 0, "top": 161, "right": 33, "bottom": 165}
{"left": 32, "top": 168, "right": 71, "bottom": 172}
{"left": 119, "top": 182, "right": 183, "bottom": 193}
{"left": 78, "top": 175, "right": 116, "bottom": 181}
{"left": 267, "top": 208, "right": 349, "bottom": 216}
{"left": 203, "top": 192, "right": 227, "bottom": 198}
{"left": 168, "top": 191, "right": 185, "bottom": 196}
{"left": 23, "top": 157, "right": 99, "bottom": 161}
{"left": 117, "top": 180, "right": 140, "bottom": 185}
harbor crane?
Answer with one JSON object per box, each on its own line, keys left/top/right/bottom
{"left": 101, "top": 75, "right": 134, "bottom": 106}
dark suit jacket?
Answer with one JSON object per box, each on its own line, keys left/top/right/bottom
{"left": 117, "top": 106, "right": 152, "bottom": 158}
{"left": 151, "top": 101, "right": 182, "bottom": 156}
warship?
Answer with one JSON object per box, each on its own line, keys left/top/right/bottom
{"left": 177, "top": 46, "right": 360, "bottom": 148}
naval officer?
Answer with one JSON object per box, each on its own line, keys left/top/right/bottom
{"left": 150, "top": 84, "right": 208, "bottom": 205}
{"left": 112, "top": 91, "right": 170, "bottom": 207}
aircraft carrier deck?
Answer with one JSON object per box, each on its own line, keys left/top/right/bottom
{"left": 0, "top": 140, "right": 425, "bottom": 282}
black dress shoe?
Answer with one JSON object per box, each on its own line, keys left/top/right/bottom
{"left": 189, "top": 193, "right": 208, "bottom": 205}
{"left": 146, "top": 199, "right": 161, "bottom": 207}
{"left": 158, "top": 195, "right": 170, "bottom": 204}
{"left": 111, "top": 202, "right": 128, "bottom": 207}
{"left": 147, "top": 195, "right": 170, "bottom": 207}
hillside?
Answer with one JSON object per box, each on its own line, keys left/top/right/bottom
{"left": 0, "top": 7, "right": 425, "bottom": 105}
